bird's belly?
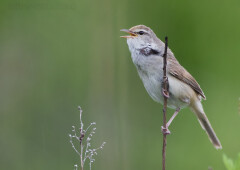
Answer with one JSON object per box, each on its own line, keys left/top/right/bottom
{"left": 138, "top": 72, "right": 191, "bottom": 110}
{"left": 139, "top": 72, "right": 163, "bottom": 103}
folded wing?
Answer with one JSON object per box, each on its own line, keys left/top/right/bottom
{"left": 167, "top": 57, "right": 206, "bottom": 100}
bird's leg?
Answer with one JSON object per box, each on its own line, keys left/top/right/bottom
{"left": 162, "top": 88, "right": 169, "bottom": 98}
{"left": 161, "top": 76, "right": 169, "bottom": 98}
{"left": 161, "top": 108, "right": 180, "bottom": 135}
{"left": 166, "top": 108, "right": 180, "bottom": 127}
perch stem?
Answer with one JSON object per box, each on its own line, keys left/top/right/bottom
{"left": 162, "top": 36, "right": 169, "bottom": 170}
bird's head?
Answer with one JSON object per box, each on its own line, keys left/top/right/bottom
{"left": 120, "top": 25, "right": 158, "bottom": 50}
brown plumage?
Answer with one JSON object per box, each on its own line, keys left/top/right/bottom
{"left": 167, "top": 56, "right": 206, "bottom": 100}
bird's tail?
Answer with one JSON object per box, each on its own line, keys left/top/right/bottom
{"left": 190, "top": 100, "right": 222, "bottom": 150}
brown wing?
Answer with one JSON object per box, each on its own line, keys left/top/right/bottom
{"left": 167, "top": 57, "right": 206, "bottom": 100}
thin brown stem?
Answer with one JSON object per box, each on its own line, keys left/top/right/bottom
{"left": 162, "top": 36, "right": 169, "bottom": 170}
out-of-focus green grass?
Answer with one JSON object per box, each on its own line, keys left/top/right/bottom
{"left": 223, "top": 153, "right": 240, "bottom": 170}
{"left": 0, "top": 0, "right": 240, "bottom": 169}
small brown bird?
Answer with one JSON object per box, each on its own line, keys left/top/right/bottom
{"left": 121, "top": 25, "right": 222, "bottom": 149}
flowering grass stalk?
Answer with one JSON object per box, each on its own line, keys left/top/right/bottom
{"left": 69, "top": 106, "right": 106, "bottom": 170}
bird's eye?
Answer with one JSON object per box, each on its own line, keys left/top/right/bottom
{"left": 138, "top": 31, "right": 144, "bottom": 35}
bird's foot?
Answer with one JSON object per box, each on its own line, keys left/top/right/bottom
{"left": 161, "top": 126, "right": 171, "bottom": 135}
{"left": 162, "top": 88, "right": 169, "bottom": 98}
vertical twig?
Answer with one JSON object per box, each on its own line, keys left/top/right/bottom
{"left": 162, "top": 36, "right": 168, "bottom": 170}
{"left": 70, "top": 106, "right": 106, "bottom": 170}
{"left": 78, "top": 106, "right": 84, "bottom": 170}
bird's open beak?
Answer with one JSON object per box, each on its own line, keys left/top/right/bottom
{"left": 120, "top": 29, "right": 137, "bottom": 38}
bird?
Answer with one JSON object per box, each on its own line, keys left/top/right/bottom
{"left": 120, "top": 25, "right": 222, "bottom": 149}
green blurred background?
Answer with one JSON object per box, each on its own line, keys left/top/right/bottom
{"left": 0, "top": 0, "right": 240, "bottom": 169}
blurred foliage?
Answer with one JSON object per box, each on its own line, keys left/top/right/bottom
{"left": 0, "top": 0, "right": 240, "bottom": 170}
{"left": 223, "top": 154, "right": 240, "bottom": 170}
